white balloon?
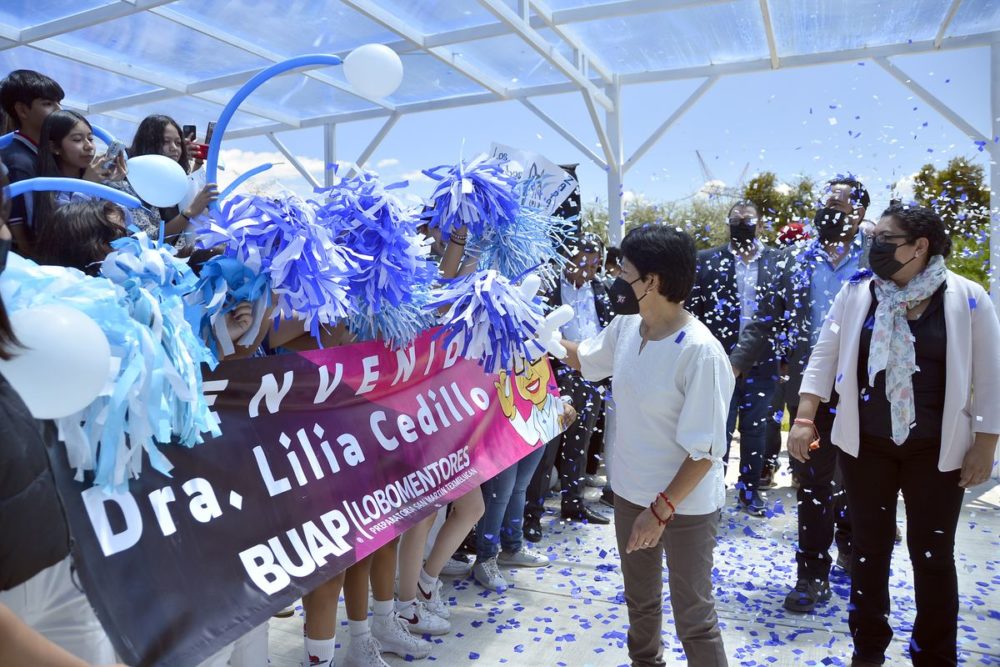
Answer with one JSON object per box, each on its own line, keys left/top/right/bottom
{"left": 344, "top": 43, "right": 404, "bottom": 99}
{"left": 0, "top": 305, "right": 111, "bottom": 419}
{"left": 127, "top": 154, "right": 189, "bottom": 208}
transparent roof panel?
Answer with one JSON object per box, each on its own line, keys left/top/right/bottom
{"left": 367, "top": 0, "right": 497, "bottom": 34}
{"left": 562, "top": 0, "right": 769, "bottom": 74}
{"left": 50, "top": 11, "right": 271, "bottom": 83}
{"left": 0, "top": 0, "right": 113, "bottom": 31}
{"left": 769, "top": 0, "right": 947, "bottom": 57}
{"left": 946, "top": 0, "right": 1000, "bottom": 39}
{"left": 124, "top": 95, "right": 274, "bottom": 134}
{"left": 2, "top": 47, "right": 159, "bottom": 103}
{"left": 214, "top": 74, "right": 379, "bottom": 121}
{"left": 383, "top": 54, "right": 489, "bottom": 105}
{"left": 84, "top": 114, "right": 142, "bottom": 146}
{"left": 166, "top": 0, "right": 399, "bottom": 57}
{"left": 450, "top": 33, "right": 569, "bottom": 88}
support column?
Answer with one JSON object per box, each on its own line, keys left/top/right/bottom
{"left": 606, "top": 82, "right": 624, "bottom": 246}
{"left": 323, "top": 123, "right": 336, "bottom": 188}
{"left": 991, "top": 41, "right": 1000, "bottom": 313}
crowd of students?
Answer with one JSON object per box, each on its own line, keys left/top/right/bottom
{"left": 1, "top": 67, "right": 998, "bottom": 667}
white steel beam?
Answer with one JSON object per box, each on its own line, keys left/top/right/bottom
{"left": 339, "top": 0, "right": 511, "bottom": 98}
{"left": 935, "top": 0, "right": 963, "bottom": 49}
{"left": 551, "top": 0, "right": 735, "bottom": 24}
{"left": 323, "top": 124, "right": 337, "bottom": 188}
{"left": 354, "top": 112, "right": 401, "bottom": 168}
{"left": 267, "top": 133, "right": 320, "bottom": 189}
{"left": 624, "top": 76, "right": 718, "bottom": 172}
{"left": 519, "top": 99, "right": 607, "bottom": 169}
{"left": 605, "top": 83, "right": 624, "bottom": 245}
{"left": 583, "top": 90, "right": 617, "bottom": 173}
{"left": 873, "top": 56, "right": 989, "bottom": 145}
{"left": 620, "top": 31, "right": 998, "bottom": 84}
{"left": 478, "top": 0, "right": 614, "bottom": 110}
{"left": 149, "top": 6, "right": 395, "bottom": 111}
{"left": 990, "top": 41, "right": 1000, "bottom": 317}
{"left": 759, "top": 0, "right": 780, "bottom": 69}
{"left": 528, "top": 0, "right": 614, "bottom": 83}
{"left": 27, "top": 40, "right": 301, "bottom": 127}
{"left": 1, "top": 0, "right": 179, "bottom": 48}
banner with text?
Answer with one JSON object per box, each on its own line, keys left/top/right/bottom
{"left": 488, "top": 142, "right": 577, "bottom": 214}
{"left": 47, "top": 329, "right": 562, "bottom": 667}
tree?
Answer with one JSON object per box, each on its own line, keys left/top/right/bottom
{"left": 910, "top": 156, "right": 991, "bottom": 290}
{"left": 742, "top": 172, "right": 817, "bottom": 241}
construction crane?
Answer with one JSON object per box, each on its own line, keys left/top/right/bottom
{"left": 695, "top": 150, "right": 750, "bottom": 199}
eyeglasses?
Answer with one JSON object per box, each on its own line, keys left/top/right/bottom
{"left": 873, "top": 232, "right": 910, "bottom": 245}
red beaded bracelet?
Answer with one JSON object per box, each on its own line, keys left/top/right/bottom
{"left": 657, "top": 492, "right": 676, "bottom": 515}
{"left": 649, "top": 502, "right": 668, "bottom": 526}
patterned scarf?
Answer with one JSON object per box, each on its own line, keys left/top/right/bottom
{"left": 868, "top": 255, "right": 947, "bottom": 444}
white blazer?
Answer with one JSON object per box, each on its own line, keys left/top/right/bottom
{"left": 800, "top": 270, "right": 1000, "bottom": 471}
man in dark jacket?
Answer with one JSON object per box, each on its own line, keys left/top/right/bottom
{"left": 524, "top": 234, "right": 615, "bottom": 540}
{"left": 730, "top": 177, "right": 869, "bottom": 614}
{"left": 689, "top": 200, "right": 784, "bottom": 516}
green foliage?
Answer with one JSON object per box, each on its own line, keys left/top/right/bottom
{"left": 742, "top": 172, "right": 817, "bottom": 241}
{"left": 909, "top": 156, "right": 991, "bottom": 289}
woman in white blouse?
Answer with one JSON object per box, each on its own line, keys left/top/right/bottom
{"left": 793, "top": 205, "right": 1000, "bottom": 667}
{"left": 557, "top": 225, "right": 734, "bottom": 667}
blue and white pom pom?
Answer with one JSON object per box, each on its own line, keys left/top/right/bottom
{"left": 428, "top": 269, "right": 546, "bottom": 374}
{"left": 421, "top": 154, "right": 519, "bottom": 238}
{"left": 185, "top": 255, "right": 271, "bottom": 357}
{"left": 317, "top": 169, "right": 437, "bottom": 349}
{"left": 194, "top": 194, "right": 360, "bottom": 340}
{"left": 1, "top": 240, "right": 219, "bottom": 489}
{"left": 472, "top": 205, "right": 575, "bottom": 282}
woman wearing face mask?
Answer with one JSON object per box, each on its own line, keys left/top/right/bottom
{"left": 793, "top": 205, "right": 1000, "bottom": 667}
{"left": 556, "top": 224, "right": 734, "bottom": 667}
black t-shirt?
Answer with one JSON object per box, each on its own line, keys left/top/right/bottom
{"left": 0, "top": 373, "right": 71, "bottom": 590}
{"left": 857, "top": 282, "right": 947, "bottom": 441}
{"left": 0, "top": 134, "right": 39, "bottom": 228}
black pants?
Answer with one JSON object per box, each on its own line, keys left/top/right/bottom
{"left": 763, "top": 380, "right": 786, "bottom": 470}
{"left": 788, "top": 399, "right": 851, "bottom": 582}
{"left": 525, "top": 368, "right": 603, "bottom": 518}
{"left": 840, "top": 435, "right": 964, "bottom": 666}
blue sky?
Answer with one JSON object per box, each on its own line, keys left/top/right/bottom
{"left": 225, "top": 45, "right": 994, "bottom": 218}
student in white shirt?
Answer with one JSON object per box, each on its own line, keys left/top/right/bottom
{"left": 557, "top": 225, "right": 734, "bottom": 667}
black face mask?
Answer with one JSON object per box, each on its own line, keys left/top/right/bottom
{"left": 609, "top": 276, "right": 645, "bottom": 315}
{"left": 729, "top": 220, "right": 756, "bottom": 247}
{"left": 814, "top": 207, "right": 850, "bottom": 243}
{"left": 0, "top": 237, "right": 10, "bottom": 275}
{"left": 868, "top": 238, "right": 916, "bottom": 280}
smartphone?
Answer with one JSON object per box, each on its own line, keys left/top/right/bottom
{"left": 182, "top": 124, "right": 197, "bottom": 142}
{"left": 101, "top": 140, "right": 126, "bottom": 171}
{"left": 204, "top": 121, "right": 217, "bottom": 146}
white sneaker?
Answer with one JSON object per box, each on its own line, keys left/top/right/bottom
{"left": 397, "top": 600, "right": 451, "bottom": 636}
{"left": 473, "top": 557, "right": 508, "bottom": 593}
{"left": 340, "top": 634, "right": 389, "bottom": 667}
{"left": 441, "top": 556, "right": 473, "bottom": 577}
{"left": 498, "top": 546, "right": 550, "bottom": 568}
{"left": 371, "top": 612, "right": 433, "bottom": 659}
{"left": 416, "top": 579, "right": 450, "bottom": 620}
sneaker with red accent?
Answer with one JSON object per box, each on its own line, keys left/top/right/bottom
{"left": 416, "top": 579, "right": 450, "bottom": 620}
{"left": 396, "top": 600, "right": 451, "bottom": 636}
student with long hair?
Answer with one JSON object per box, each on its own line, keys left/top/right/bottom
{"left": 32, "top": 110, "right": 125, "bottom": 237}
{"left": 33, "top": 200, "right": 127, "bottom": 276}
{"left": 115, "top": 114, "right": 218, "bottom": 242}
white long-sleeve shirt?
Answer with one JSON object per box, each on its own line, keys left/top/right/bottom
{"left": 578, "top": 314, "right": 735, "bottom": 514}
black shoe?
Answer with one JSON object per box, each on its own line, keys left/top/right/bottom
{"left": 760, "top": 465, "right": 777, "bottom": 489}
{"left": 835, "top": 551, "right": 852, "bottom": 576}
{"left": 524, "top": 516, "right": 542, "bottom": 543}
{"left": 560, "top": 507, "right": 611, "bottom": 525}
{"left": 599, "top": 489, "right": 615, "bottom": 509}
{"left": 737, "top": 491, "right": 767, "bottom": 517}
{"left": 850, "top": 658, "right": 883, "bottom": 667}
{"left": 782, "top": 578, "right": 831, "bottom": 613}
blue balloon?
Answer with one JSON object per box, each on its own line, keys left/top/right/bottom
{"left": 205, "top": 54, "right": 343, "bottom": 187}
{"left": 218, "top": 162, "right": 275, "bottom": 201}
{"left": 5, "top": 177, "right": 143, "bottom": 209}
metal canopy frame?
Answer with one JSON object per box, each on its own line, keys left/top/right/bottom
{"left": 2, "top": 0, "right": 998, "bottom": 305}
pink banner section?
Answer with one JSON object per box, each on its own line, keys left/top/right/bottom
{"left": 50, "top": 328, "right": 562, "bottom": 667}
